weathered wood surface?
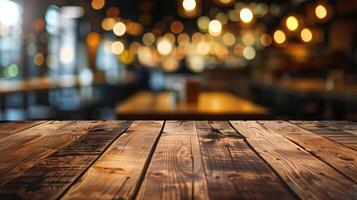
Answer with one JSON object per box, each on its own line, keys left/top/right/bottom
{"left": 196, "top": 121, "right": 294, "bottom": 200}
{"left": 0, "top": 121, "right": 102, "bottom": 187}
{"left": 137, "top": 121, "right": 208, "bottom": 200}
{"left": 231, "top": 121, "right": 356, "bottom": 200}
{"left": 62, "top": 121, "right": 164, "bottom": 200}
{"left": 291, "top": 121, "right": 357, "bottom": 150}
{"left": 0, "top": 121, "right": 44, "bottom": 139}
{"left": 0, "top": 120, "right": 356, "bottom": 200}
{"left": 259, "top": 121, "right": 357, "bottom": 182}
{"left": 0, "top": 121, "right": 131, "bottom": 199}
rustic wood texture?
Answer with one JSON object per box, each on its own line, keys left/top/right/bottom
{"left": 231, "top": 121, "right": 357, "bottom": 200}
{"left": 0, "top": 121, "right": 131, "bottom": 199}
{"left": 196, "top": 121, "right": 294, "bottom": 200}
{"left": 0, "top": 121, "right": 356, "bottom": 200}
{"left": 291, "top": 121, "right": 357, "bottom": 150}
{"left": 259, "top": 121, "right": 357, "bottom": 182}
{"left": 136, "top": 121, "right": 209, "bottom": 200}
{"left": 0, "top": 121, "right": 44, "bottom": 139}
{"left": 323, "top": 121, "right": 357, "bottom": 136}
{"left": 0, "top": 121, "right": 102, "bottom": 187}
{"left": 62, "top": 121, "right": 164, "bottom": 200}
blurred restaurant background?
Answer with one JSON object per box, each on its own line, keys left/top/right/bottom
{"left": 0, "top": 0, "right": 356, "bottom": 120}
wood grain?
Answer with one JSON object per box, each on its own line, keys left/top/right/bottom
{"left": 196, "top": 121, "right": 294, "bottom": 200}
{"left": 0, "top": 121, "right": 102, "bottom": 187}
{"left": 323, "top": 121, "right": 357, "bottom": 136}
{"left": 259, "top": 121, "right": 357, "bottom": 182}
{"left": 0, "top": 121, "right": 131, "bottom": 199}
{"left": 291, "top": 121, "right": 357, "bottom": 150}
{"left": 62, "top": 121, "right": 164, "bottom": 200}
{"left": 231, "top": 121, "right": 357, "bottom": 200}
{"left": 136, "top": 121, "right": 209, "bottom": 200}
{"left": 0, "top": 121, "right": 44, "bottom": 139}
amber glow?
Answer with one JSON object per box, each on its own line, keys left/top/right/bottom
{"left": 286, "top": 16, "right": 299, "bottom": 31}
{"left": 208, "top": 20, "right": 222, "bottom": 37}
{"left": 91, "top": 0, "right": 105, "bottom": 10}
{"left": 113, "top": 22, "right": 126, "bottom": 36}
{"left": 273, "top": 30, "right": 286, "bottom": 44}
{"left": 315, "top": 5, "right": 327, "bottom": 19}
{"left": 182, "top": 0, "right": 196, "bottom": 11}
{"left": 240, "top": 8, "right": 253, "bottom": 23}
{"left": 301, "top": 28, "right": 313, "bottom": 43}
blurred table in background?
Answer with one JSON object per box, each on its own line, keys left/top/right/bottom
{"left": 115, "top": 91, "right": 268, "bottom": 119}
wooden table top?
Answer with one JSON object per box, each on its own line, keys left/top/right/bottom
{"left": 115, "top": 91, "right": 268, "bottom": 119}
{"left": 0, "top": 120, "right": 356, "bottom": 199}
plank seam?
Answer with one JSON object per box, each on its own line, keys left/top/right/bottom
{"left": 131, "top": 120, "right": 167, "bottom": 200}
{"left": 270, "top": 121, "right": 357, "bottom": 184}
{"left": 228, "top": 121, "right": 300, "bottom": 200}
{"left": 289, "top": 121, "right": 357, "bottom": 152}
{"left": 193, "top": 121, "right": 214, "bottom": 200}
{"left": 55, "top": 121, "right": 133, "bottom": 200}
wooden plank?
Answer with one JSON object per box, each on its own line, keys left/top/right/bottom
{"left": 136, "top": 121, "right": 209, "bottom": 200}
{"left": 323, "top": 121, "right": 357, "bottom": 136}
{"left": 54, "top": 121, "right": 132, "bottom": 156}
{"left": 291, "top": 121, "right": 357, "bottom": 150}
{"left": 0, "top": 121, "right": 70, "bottom": 153}
{"left": 259, "top": 121, "right": 357, "bottom": 182}
{"left": 0, "top": 121, "right": 131, "bottom": 199}
{"left": 0, "top": 121, "right": 45, "bottom": 139}
{"left": 231, "top": 121, "right": 357, "bottom": 200}
{"left": 161, "top": 120, "right": 197, "bottom": 135}
{"left": 196, "top": 121, "right": 294, "bottom": 200}
{"left": 0, "top": 121, "right": 102, "bottom": 187}
{"left": 62, "top": 121, "right": 164, "bottom": 200}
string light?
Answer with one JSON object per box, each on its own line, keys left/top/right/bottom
{"left": 113, "top": 22, "right": 126, "bottom": 36}
{"left": 111, "top": 41, "right": 125, "bottom": 55}
{"left": 286, "top": 16, "right": 299, "bottom": 31}
{"left": 182, "top": 0, "right": 196, "bottom": 11}
{"left": 157, "top": 38, "right": 173, "bottom": 55}
{"left": 91, "top": 0, "right": 105, "bottom": 10}
{"left": 315, "top": 4, "right": 327, "bottom": 19}
{"left": 240, "top": 7, "right": 253, "bottom": 23}
{"left": 208, "top": 20, "right": 222, "bottom": 37}
{"left": 197, "top": 16, "right": 210, "bottom": 32}
{"left": 273, "top": 29, "right": 286, "bottom": 44}
{"left": 301, "top": 28, "right": 313, "bottom": 43}
{"left": 243, "top": 46, "right": 256, "bottom": 60}
{"left": 260, "top": 34, "right": 272, "bottom": 47}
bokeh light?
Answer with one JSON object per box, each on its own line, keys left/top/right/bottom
{"left": 91, "top": 0, "right": 105, "bottom": 10}
{"left": 315, "top": 5, "right": 327, "bottom": 19}
{"left": 301, "top": 28, "right": 313, "bottom": 43}
{"left": 111, "top": 41, "right": 125, "bottom": 55}
{"left": 243, "top": 46, "right": 256, "bottom": 60}
{"left": 157, "top": 38, "right": 173, "bottom": 55}
{"left": 170, "top": 21, "right": 184, "bottom": 34}
{"left": 260, "top": 34, "right": 272, "bottom": 47}
{"left": 286, "top": 16, "right": 299, "bottom": 31}
{"left": 208, "top": 20, "right": 222, "bottom": 37}
{"left": 240, "top": 7, "right": 253, "bottom": 23}
{"left": 143, "top": 32, "right": 156, "bottom": 46}
{"left": 182, "top": 0, "right": 196, "bottom": 11}
{"left": 273, "top": 29, "right": 286, "bottom": 44}
{"left": 197, "top": 16, "right": 210, "bottom": 32}
{"left": 113, "top": 22, "right": 127, "bottom": 36}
